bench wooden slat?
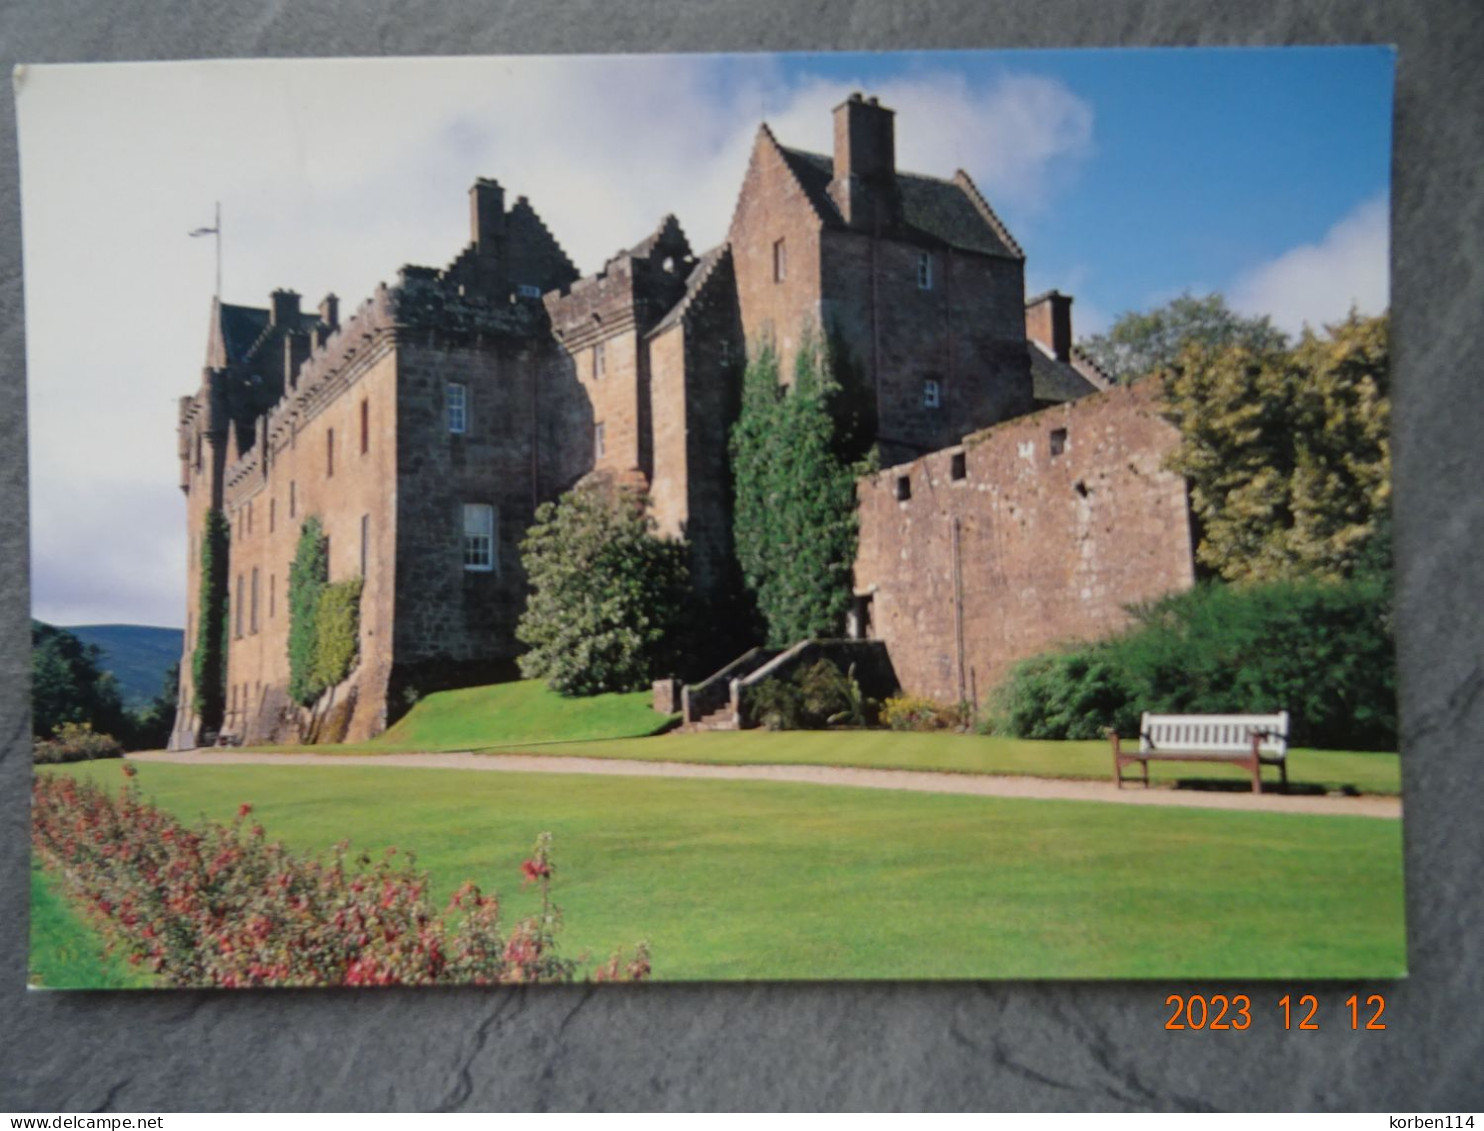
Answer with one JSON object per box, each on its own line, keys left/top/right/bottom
{"left": 1113, "top": 711, "right": 1290, "bottom": 794}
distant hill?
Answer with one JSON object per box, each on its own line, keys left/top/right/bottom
{"left": 61, "top": 624, "right": 183, "bottom": 708}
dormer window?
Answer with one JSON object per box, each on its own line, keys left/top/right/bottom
{"left": 773, "top": 239, "right": 787, "bottom": 283}
{"left": 923, "top": 379, "right": 942, "bottom": 410}
{"left": 917, "top": 251, "right": 933, "bottom": 290}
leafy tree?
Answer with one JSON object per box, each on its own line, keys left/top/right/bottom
{"left": 31, "top": 621, "right": 127, "bottom": 739}
{"left": 126, "top": 660, "right": 180, "bottom": 751}
{"left": 516, "top": 481, "right": 692, "bottom": 696}
{"left": 730, "top": 333, "right": 860, "bottom": 646}
{"left": 288, "top": 516, "right": 330, "bottom": 706}
{"left": 191, "top": 507, "right": 230, "bottom": 727}
{"left": 1078, "top": 292, "right": 1288, "bottom": 385}
{"left": 1161, "top": 311, "right": 1389, "bottom": 583}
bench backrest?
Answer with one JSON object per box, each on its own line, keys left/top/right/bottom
{"left": 1140, "top": 711, "right": 1289, "bottom": 759}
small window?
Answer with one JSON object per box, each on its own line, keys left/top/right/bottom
{"left": 773, "top": 238, "right": 787, "bottom": 283}
{"left": 447, "top": 383, "right": 468, "bottom": 434}
{"left": 594, "top": 422, "right": 606, "bottom": 460}
{"left": 269, "top": 498, "right": 276, "bottom": 534}
{"left": 235, "top": 574, "right": 244, "bottom": 638}
{"left": 250, "top": 567, "right": 260, "bottom": 634}
{"left": 1050, "top": 428, "right": 1067, "bottom": 457}
{"left": 593, "top": 341, "right": 606, "bottom": 380}
{"left": 463, "top": 504, "right": 496, "bottom": 572}
{"left": 360, "top": 514, "right": 370, "bottom": 577}
{"left": 895, "top": 474, "right": 912, "bottom": 502}
{"left": 950, "top": 452, "right": 967, "bottom": 481}
{"left": 269, "top": 573, "right": 276, "bottom": 619}
{"left": 917, "top": 251, "right": 933, "bottom": 290}
{"left": 516, "top": 283, "right": 542, "bottom": 298}
{"left": 289, "top": 481, "right": 297, "bottom": 518}
{"left": 326, "top": 428, "right": 335, "bottom": 478}
{"left": 923, "top": 379, "right": 941, "bottom": 410}
{"left": 360, "top": 398, "right": 370, "bottom": 455}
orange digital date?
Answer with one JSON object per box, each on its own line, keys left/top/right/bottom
{"left": 1164, "top": 993, "right": 1388, "bottom": 1030}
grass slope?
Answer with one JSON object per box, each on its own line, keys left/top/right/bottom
{"left": 64, "top": 623, "right": 182, "bottom": 708}
{"left": 29, "top": 865, "right": 155, "bottom": 989}
{"left": 242, "top": 680, "right": 676, "bottom": 754}
{"left": 492, "top": 731, "right": 1403, "bottom": 796}
{"left": 45, "top": 761, "right": 1406, "bottom": 981}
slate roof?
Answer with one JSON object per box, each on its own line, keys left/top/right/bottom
{"left": 217, "top": 302, "right": 324, "bottom": 365}
{"left": 1029, "top": 341, "right": 1102, "bottom": 404}
{"left": 776, "top": 146, "right": 1020, "bottom": 259}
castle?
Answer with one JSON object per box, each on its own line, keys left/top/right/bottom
{"left": 170, "top": 93, "right": 1194, "bottom": 749}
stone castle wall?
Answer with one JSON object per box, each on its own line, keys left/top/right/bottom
{"left": 854, "top": 381, "right": 1196, "bottom": 706}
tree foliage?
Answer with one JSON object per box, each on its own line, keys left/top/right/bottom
{"left": 730, "top": 334, "right": 860, "bottom": 647}
{"left": 1161, "top": 311, "right": 1389, "bottom": 583}
{"left": 288, "top": 516, "right": 331, "bottom": 706}
{"left": 31, "top": 621, "right": 127, "bottom": 740}
{"left": 190, "top": 507, "right": 230, "bottom": 727}
{"left": 516, "top": 482, "right": 693, "bottom": 696}
{"left": 1078, "top": 292, "right": 1289, "bottom": 385}
{"left": 313, "top": 579, "right": 364, "bottom": 693}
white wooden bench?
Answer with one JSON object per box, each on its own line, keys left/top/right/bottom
{"left": 1111, "top": 711, "right": 1290, "bottom": 794}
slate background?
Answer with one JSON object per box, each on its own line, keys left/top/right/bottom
{"left": 2, "top": 0, "right": 1481, "bottom": 1112}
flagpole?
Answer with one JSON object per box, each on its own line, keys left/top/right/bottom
{"left": 214, "top": 201, "right": 221, "bottom": 302}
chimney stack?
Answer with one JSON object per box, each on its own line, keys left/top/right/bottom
{"left": 470, "top": 178, "right": 506, "bottom": 254}
{"left": 830, "top": 92, "right": 898, "bottom": 228}
{"left": 269, "top": 289, "right": 301, "bottom": 328}
{"left": 1026, "top": 291, "right": 1074, "bottom": 362}
{"left": 318, "top": 293, "right": 339, "bottom": 330}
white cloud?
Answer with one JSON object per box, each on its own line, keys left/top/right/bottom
{"left": 1230, "top": 194, "right": 1390, "bottom": 336}
{"left": 17, "top": 56, "right": 1094, "bottom": 626}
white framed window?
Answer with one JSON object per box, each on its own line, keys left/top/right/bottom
{"left": 463, "top": 504, "right": 496, "bottom": 572}
{"left": 593, "top": 341, "right": 606, "bottom": 380}
{"left": 594, "top": 422, "right": 606, "bottom": 460}
{"left": 917, "top": 251, "right": 933, "bottom": 290}
{"left": 923, "top": 378, "right": 942, "bottom": 409}
{"left": 447, "top": 382, "right": 468, "bottom": 434}
{"left": 516, "top": 283, "right": 542, "bottom": 298}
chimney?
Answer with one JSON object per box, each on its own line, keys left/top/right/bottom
{"left": 269, "top": 289, "right": 301, "bottom": 327}
{"left": 470, "top": 178, "right": 506, "bottom": 254}
{"left": 830, "top": 93, "right": 898, "bottom": 228}
{"left": 1026, "top": 291, "right": 1074, "bottom": 362}
{"left": 318, "top": 293, "right": 339, "bottom": 330}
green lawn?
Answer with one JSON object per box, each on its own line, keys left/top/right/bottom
{"left": 240, "top": 679, "right": 676, "bottom": 754}
{"left": 29, "top": 865, "right": 156, "bottom": 990}
{"left": 491, "top": 730, "right": 1403, "bottom": 797}
{"left": 40, "top": 760, "right": 1407, "bottom": 981}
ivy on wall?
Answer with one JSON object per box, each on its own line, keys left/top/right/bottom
{"left": 288, "top": 516, "right": 362, "bottom": 707}
{"left": 190, "top": 508, "right": 230, "bottom": 727}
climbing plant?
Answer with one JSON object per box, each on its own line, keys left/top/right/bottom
{"left": 287, "top": 516, "right": 330, "bottom": 706}
{"left": 190, "top": 508, "right": 230, "bottom": 727}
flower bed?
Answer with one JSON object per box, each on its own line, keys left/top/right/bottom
{"left": 31, "top": 767, "right": 650, "bottom": 988}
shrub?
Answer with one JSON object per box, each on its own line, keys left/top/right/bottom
{"left": 880, "top": 695, "right": 963, "bottom": 732}
{"left": 517, "top": 481, "right": 693, "bottom": 696}
{"left": 33, "top": 722, "right": 124, "bottom": 764}
{"left": 30, "top": 770, "right": 651, "bottom": 988}
{"left": 744, "top": 659, "right": 874, "bottom": 730}
{"left": 744, "top": 676, "right": 808, "bottom": 731}
{"left": 991, "top": 576, "right": 1396, "bottom": 749}
{"left": 313, "top": 578, "right": 363, "bottom": 691}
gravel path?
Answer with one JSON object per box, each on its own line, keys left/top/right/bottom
{"left": 128, "top": 749, "right": 1401, "bottom": 820}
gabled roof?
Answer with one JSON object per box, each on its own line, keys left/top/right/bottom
{"left": 774, "top": 146, "right": 1022, "bottom": 259}
{"left": 1029, "top": 340, "right": 1103, "bottom": 404}
{"left": 649, "top": 244, "right": 731, "bottom": 338}
{"left": 215, "top": 302, "right": 321, "bottom": 366}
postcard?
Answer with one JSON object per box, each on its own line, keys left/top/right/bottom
{"left": 19, "top": 48, "right": 1401, "bottom": 987}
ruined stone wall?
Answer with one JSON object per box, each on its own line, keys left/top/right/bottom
{"left": 854, "top": 382, "right": 1195, "bottom": 706}
{"left": 727, "top": 131, "right": 825, "bottom": 373}
{"left": 821, "top": 232, "right": 1032, "bottom": 465}
{"left": 219, "top": 342, "right": 400, "bottom": 745}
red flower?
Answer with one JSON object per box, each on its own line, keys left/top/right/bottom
{"left": 520, "top": 858, "right": 551, "bottom": 884}
{"left": 237, "top": 803, "right": 253, "bottom": 819}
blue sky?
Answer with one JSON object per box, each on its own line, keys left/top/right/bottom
{"left": 17, "top": 49, "right": 1393, "bottom": 627}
